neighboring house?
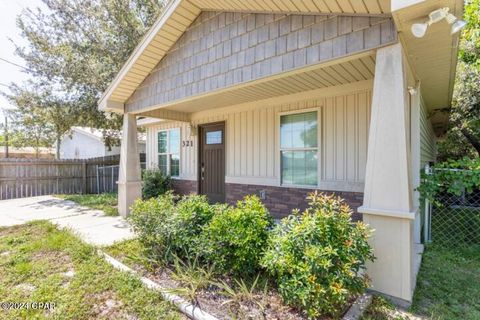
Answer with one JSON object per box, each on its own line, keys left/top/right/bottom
{"left": 98, "top": 0, "right": 463, "bottom": 305}
{"left": 59, "top": 127, "right": 146, "bottom": 159}
{"left": 0, "top": 146, "right": 55, "bottom": 159}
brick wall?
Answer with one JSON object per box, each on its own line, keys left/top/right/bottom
{"left": 226, "top": 183, "right": 364, "bottom": 221}
{"left": 172, "top": 179, "right": 198, "bottom": 195}
{"left": 171, "top": 179, "right": 364, "bottom": 220}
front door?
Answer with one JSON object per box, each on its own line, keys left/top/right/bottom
{"left": 199, "top": 122, "right": 225, "bottom": 203}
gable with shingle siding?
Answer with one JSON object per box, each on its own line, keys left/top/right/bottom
{"left": 126, "top": 11, "right": 396, "bottom": 112}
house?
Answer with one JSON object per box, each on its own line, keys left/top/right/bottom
{"left": 98, "top": 0, "right": 463, "bottom": 306}
{"left": 59, "top": 127, "right": 146, "bottom": 159}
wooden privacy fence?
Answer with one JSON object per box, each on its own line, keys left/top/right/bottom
{"left": 0, "top": 154, "right": 146, "bottom": 200}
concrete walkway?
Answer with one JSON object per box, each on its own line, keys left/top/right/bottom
{"left": 0, "top": 196, "right": 135, "bottom": 246}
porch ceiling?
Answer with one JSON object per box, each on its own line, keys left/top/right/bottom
{"left": 138, "top": 51, "right": 375, "bottom": 118}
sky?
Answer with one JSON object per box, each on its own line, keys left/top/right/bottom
{"left": 0, "top": 0, "right": 44, "bottom": 120}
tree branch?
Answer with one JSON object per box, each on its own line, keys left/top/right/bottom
{"left": 461, "top": 128, "right": 480, "bottom": 157}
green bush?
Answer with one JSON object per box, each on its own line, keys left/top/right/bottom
{"left": 171, "top": 195, "right": 217, "bottom": 257}
{"left": 142, "top": 169, "right": 172, "bottom": 199}
{"left": 261, "top": 192, "right": 374, "bottom": 318}
{"left": 129, "top": 193, "right": 217, "bottom": 262}
{"left": 128, "top": 192, "right": 177, "bottom": 261}
{"left": 202, "top": 195, "right": 273, "bottom": 275}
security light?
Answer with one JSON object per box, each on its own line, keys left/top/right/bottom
{"left": 411, "top": 7, "right": 466, "bottom": 38}
{"left": 411, "top": 22, "right": 429, "bottom": 38}
{"left": 451, "top": 19, "right": 467, "bottom": 34}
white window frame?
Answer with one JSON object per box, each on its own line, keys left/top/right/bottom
{"left": 157, "top": 128, "right": 181, "bottom": 177}
{"left": 278, "top": 108, "right": 321, "bottom": 188}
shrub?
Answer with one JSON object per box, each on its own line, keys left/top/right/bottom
{"left": 261, "top": 192, "right": 374, "bottom": 318}
{"left": 128, "top": 192, "right": 177, "bottom": 261}
{"left": 142, "top": 169, "right": 172, "bottom": 199}
{"left": 202, "top": 195, "right": 273, "bottom": 275}
{"left": 171, "top": 195, "right": 217, "bottom": 257}
{"left": 129, "top": 193, "right": 216, "bottom": 262}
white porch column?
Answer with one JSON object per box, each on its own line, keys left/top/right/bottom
{"left": 118, "top": 113, "right": 142, "bottom": 217}
{"left": 359, "top": 43, "right": 415, "bottom": 304}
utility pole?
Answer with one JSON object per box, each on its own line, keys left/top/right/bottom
{"left": 4, "top": 116, "right": 9, "bottom": 158}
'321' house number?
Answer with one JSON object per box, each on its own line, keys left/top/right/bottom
{"left": 182, "top": 140, "right": 193, "bottom": 147}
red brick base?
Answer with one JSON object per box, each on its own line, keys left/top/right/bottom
{"left": 226, "top": 183, "right": 364, "bottom": 221}
{"left": 172, "top": 179, "right": 197, "bottom": 195}
{"left": 171, "top": 179, "right": 363, "bottom": 221}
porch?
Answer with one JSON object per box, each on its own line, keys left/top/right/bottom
{"left": 99, "top": 0, "right": 462, "bottom": 308}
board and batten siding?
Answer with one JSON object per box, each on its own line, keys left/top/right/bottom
{"left": 145, "top": 87, "right": 371, "bottom": 192}
{"left": 126, "top": 11, "right": 395, "bottom": 113}
{"left": 419, "top": 97, "right": 436, "bottom": 165}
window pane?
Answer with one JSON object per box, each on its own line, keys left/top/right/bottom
{"left": 281, "top": 150, "right": 317, "bottom": 186}
{"left": 281, "top": 151, "right": 294, "bottom": 185}
{"left": 169, "top": 128, "right": 180, "bottom": 154}
{"left": 170, "top": 154, "right": 180, "bottom": 177}
{"left": 206, "top": 130, "right": 222, "bottom": 144}
{"left": 158, "top": 154, "right": 168, "bottom": 175}
{"left": 280, "top": 111, "right": 317, "bottom": 148}
{"left": 158, "top": 131, "right": 167, "bottom": 153}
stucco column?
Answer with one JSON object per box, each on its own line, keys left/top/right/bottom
{"left": 359, "top": 43, "right": 416, "bottom": 304}
{"left": 118, "top": 113, "right": 142, "bottom": 217}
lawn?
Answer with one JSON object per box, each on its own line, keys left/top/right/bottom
{"left": 56, "top": 193, "right": 118, "bottom": 216}
{"left": 362, "top": 244, "right": 480, "bottom": 320}
{"left": 0, "top": 221, "right": 182, "bottom": 320}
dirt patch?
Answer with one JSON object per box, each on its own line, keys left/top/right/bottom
{"left": 31, "top": 250, "right": 74, "bottom": 273}
{"left": 130, "top": 263, "right": 306, "bottom": 320}
{"left": 14, "top": 283, "right": 36, "bottom": 293}
{"left": 89, "top": 291, "right": 137, "bottom": 319}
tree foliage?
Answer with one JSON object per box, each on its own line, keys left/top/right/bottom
{"left": 418, "top": 157, "right": 480, "bottom": 204}
{"left": 5, "top": 83, "right": 77, "bottom": 159}
{"left": 437, "top": 0, "right": 480, "bottom": 159}
{"left": 6, "top": 0, "right": 164, "bottom": 149}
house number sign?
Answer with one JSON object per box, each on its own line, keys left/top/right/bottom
{"left": 182, "top": 140, "right": 194, "bottom": 147}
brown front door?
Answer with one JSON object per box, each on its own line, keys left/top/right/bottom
{"left": 199, "top": 122, "right": 225, "bottom": 203}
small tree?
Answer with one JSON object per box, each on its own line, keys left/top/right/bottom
{"left": 5, "top": 83, "right": 76, "bottom": 159}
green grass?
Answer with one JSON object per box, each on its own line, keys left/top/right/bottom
{"left": 56, "top": 193, "right": 118, "bottom": 216}
{"left": 0, "top": 221, "right": 181, "bottom": 319}
{"left": 362, "top": 244, "right": 480, "bottom": 320}
{"left": 411, "top": 244, "right": 480, "bottom": 320}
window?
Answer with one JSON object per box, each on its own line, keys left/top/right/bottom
{"left": 158, "top": 128, "right": 180, "bottom": 176}
{"left": 280, "top": 111, "right": 318, "bottom": 186}
{"left": 206, "top": 130, "right": 222, "bottom": 144}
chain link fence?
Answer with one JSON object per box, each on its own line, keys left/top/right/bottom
{"left": 425, "top": 166, "right": 480, "bottom": 247}
{"left": 95, "top": 162, "right": 146, "bottom": 194}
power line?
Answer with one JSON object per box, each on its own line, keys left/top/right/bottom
{"left": 0, "top": 57, "right": 31, "bottom": 72}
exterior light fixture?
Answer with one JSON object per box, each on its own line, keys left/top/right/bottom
{"left": 411, "top": 7, "right": 466, "bottom": 38}
{"left": 450, "top": 19, "right": 467, "bottom": 35}
{"left": 411, "top": 22, "right": 429, "bottom": 38}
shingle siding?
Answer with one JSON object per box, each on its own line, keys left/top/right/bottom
{"left": 126, "top": 12, "right": 396, "bottom": 113}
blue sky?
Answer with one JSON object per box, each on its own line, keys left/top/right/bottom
{"left": 0, "top": 0, "right": 44, "bottom": 119}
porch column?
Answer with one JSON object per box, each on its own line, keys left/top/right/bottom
{"left": 359, "top": 43, "right": 415, "bottom": 304}
{"left": 118, "top": 113, "right": 142, "bottom": 217}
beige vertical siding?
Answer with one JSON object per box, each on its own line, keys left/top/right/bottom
{"left": 419, "top": 97, "right": 436, "bottom": 165}
{"left": 145, "top": 87, "right": 371, "bottom": 192}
